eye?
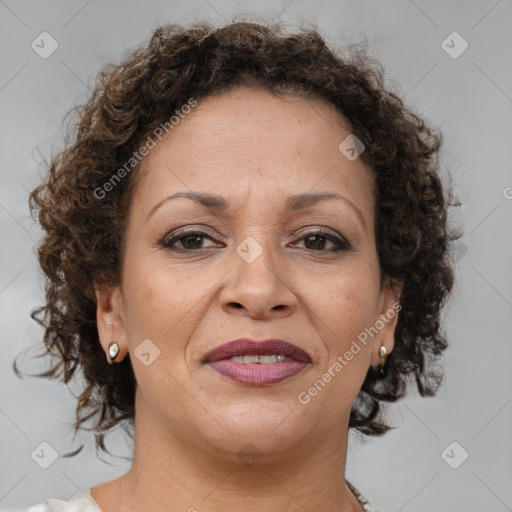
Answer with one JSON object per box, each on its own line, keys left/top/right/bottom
{"left": 160, "top": 230, "right": 222, "bottom": 252}
{"left": 292, "top": 230, "right": 350, "bottom": 253}
{"left": 160, "top": 228, "right": 351, "bottom": 253}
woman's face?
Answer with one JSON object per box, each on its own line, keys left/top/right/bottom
{"left": 96, "top": 86, "right": 401, "bottom": 461}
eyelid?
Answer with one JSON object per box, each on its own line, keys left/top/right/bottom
{"left": 161, "top": 225, "right": 225, "bottom": 242}
{"left": 288, "top": 223, "right": 350, "bottom": 241}
{"left": 293, "top": 225, "right": 342, "bottom": 237}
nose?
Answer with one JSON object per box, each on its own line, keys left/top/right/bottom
{"left": 219, "top": 238, "right": 298, "bottom": 319}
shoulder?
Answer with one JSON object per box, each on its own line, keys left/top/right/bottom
{"left": 346, "top": 479, "right": 384, "bottom": 512}
{"left": 3, "top": 488, "right": 102, "bottom": 512}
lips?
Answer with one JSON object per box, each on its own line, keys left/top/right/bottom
{"left": 203, "top": 338, "right": 311, "bottom": 364}
{"left": 203, "top": 338, "right": 311, "bottom": 387}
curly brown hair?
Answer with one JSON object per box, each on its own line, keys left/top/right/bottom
{"left": 15, "top": 19, "right": 461, "bottom": 459}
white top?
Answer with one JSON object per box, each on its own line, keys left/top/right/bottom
{"left": 6, "top": 481, "right": 382, "bottom": 512}
{"left": 2, "top": 489, "right": 101, "bottom": 512}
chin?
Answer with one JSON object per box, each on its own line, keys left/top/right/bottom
{"left": 193, "top": 403, "right": 312, "bottom": 462}
{"left": 200, "top": 430, "right": 307, "bottom": 467}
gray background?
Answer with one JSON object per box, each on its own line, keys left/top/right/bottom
{"left": 1, "top": 1, "right": 511, "bottom": 511}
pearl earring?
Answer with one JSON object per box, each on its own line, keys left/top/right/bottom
{"left": 378, "top": 345, "right": 388, "bottom": 378}
{"left": 108, "top": 342, "right": 119, "bottom": 363}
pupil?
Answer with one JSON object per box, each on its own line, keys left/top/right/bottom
{"left": 306, "top": 235, "right": 325, "bottom": 250}
{"left": 183, "top": 235, "right": 202, "bottom": 249}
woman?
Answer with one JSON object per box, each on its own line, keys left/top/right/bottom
{"left": 13, "top": 19, "right": 460, "bottom": 512}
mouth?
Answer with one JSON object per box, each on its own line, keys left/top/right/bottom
{"left": 203, "top": 338, "right": 311, "bottom": 387}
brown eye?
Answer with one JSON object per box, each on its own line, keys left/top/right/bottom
{"left": 294, "top": 230, "right": 350, "bottom": 252}
{"left": 304, "top": 234, "right": 328, "bottom": 250}
{"left": 177, "top": 234, "right": 206, "bottom": 250}
{"left": 161, "top": 231, "right": 220, "bottom": 251}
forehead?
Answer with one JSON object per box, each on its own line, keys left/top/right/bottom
{"left": 132, "top": 86, "right": 375, "bottom": 221}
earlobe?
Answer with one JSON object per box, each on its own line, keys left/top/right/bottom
{"left": 94, "top": 283, "right": 127, "bottom": 364}
{"left": 371, "top": 278, "right": 403, "bottom": 367}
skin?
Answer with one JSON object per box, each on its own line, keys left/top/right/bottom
{"left": 92, "top": 86, "right": 403, "bottom": 512}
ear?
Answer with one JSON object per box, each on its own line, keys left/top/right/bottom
{"left": 94, "top": 283, "right": 128, "bottom": 364}
{"left": 370, "top": 277, "right": 404, "bottom": 366}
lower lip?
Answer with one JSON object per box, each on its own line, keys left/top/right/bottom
{"left": 208, "top": 360, "right": 309, "bottom": 386}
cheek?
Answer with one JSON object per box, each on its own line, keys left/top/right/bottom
{"left": 121, "top": 256, "right": 214, "bottom": 351}
{"left": 302, "top": 259, "right": 380, "bottom": 339}
{"left": 298, "top": 259, "right": 378, "bottom": 407}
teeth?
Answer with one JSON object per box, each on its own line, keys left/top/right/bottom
{"left": 232, "top": 355, "right": 260, "bottom": 363}
{"left": 230, "top": 354, "right": 287, "bottom": 363}
{"left": 259, "top": 354, "right": 281, "bottom": 363}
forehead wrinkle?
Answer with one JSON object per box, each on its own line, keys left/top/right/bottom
{"left": 146, "top": 190, "right": 368, "bottom": 235}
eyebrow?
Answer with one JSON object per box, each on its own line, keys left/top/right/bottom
{"left": 146, "top": 191, "right": 367, "bottom": 231}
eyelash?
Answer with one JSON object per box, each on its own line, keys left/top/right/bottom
{"left": 160, "top": 229, "right": 351, "bottom": 254}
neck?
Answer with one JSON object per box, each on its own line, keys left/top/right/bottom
{"left": 94, "top": 393, "right": 364, "bottom": 512}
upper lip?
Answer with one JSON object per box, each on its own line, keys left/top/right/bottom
{"left": 203, "top": 338, "right": 311, "bottom": 363}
